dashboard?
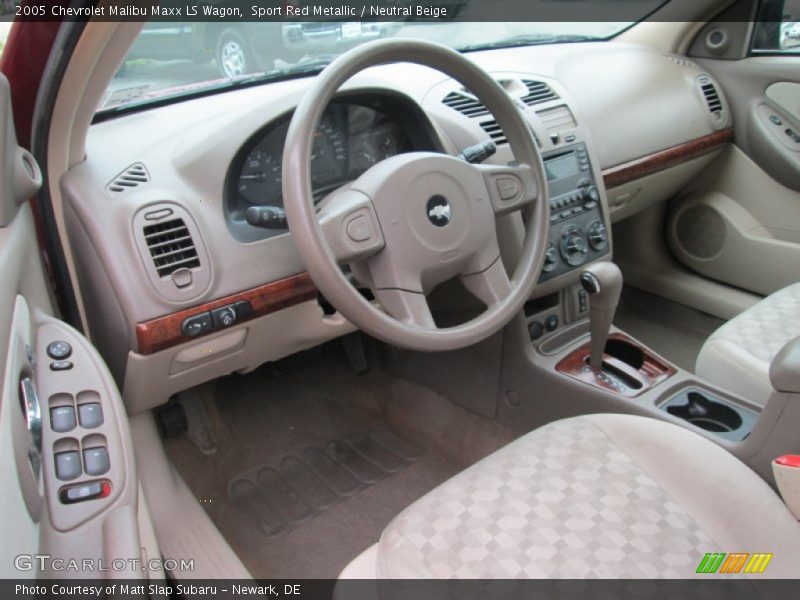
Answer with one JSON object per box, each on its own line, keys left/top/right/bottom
{"left": 225, "top": 93, "right": 441, "bottom": 242}
{"left": 64, "top": 41, "right": 732, "bottom": 412}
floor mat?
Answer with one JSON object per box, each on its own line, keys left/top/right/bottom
{"left": 614, "top": 286, "right": 725, "bottom": 372}
{"left": 228, "top": 425, "right": 423, "bottom": 536}
{"left": 164, "top": 347, "right": 514, "bottom": 579}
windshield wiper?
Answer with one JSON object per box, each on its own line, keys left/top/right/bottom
{"left": 229, "top": 54, "right": 338, "bottom": 86}
{"left": 459, "top": 34, "right": 598, "bottom": 53}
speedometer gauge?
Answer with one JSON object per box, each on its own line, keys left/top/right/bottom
{"left": 311, "top": 117, "right": 348, "bottom": 187}
{"left": 238, "top": 116, "right": 348, "bottom": 206}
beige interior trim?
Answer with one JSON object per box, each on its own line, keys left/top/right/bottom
{"left": 129, "top": 411, "right": 251, "bottom": 580}
{"left": 45, "top": 18, "right": 143, "bottom": 335}
{"left": 767, "top": 82, "right": 800, "bottom": 121}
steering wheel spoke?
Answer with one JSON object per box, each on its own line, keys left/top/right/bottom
{"left": 373, "top": 287, "right": 436, "bottom": 328}
{"left": 477, "top": 163, "right": 539, "bottom": 216}
{"left": 317, "top": 188, "right": 385, "bottom": 264}
{"left": 460, "top": 258, "right": 513, "bottom": 307}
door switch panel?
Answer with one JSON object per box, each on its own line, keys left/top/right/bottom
{"left": 37, "top": 319, "right": 132, "bottom": 530}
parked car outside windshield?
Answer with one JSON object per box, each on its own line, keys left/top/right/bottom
{"left": 100, "top": 1, "right": 667, "bottom": 114}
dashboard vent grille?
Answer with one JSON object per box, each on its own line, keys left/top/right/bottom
{"left": 537, "top": 105, "right": 576, "bottom": 132}
{"left": 442, "top": 91, "right": 490, "bottom": 118}
{"left": 701, "top": 81, "right": 723, "bottom": 115}
{"left": 520, "top": 80, "right": 559, "bottom": 106}
{"left": 480, "top": 120, "right": 508, "bottom": 145}
{"left": 143, "top": 218, "right": 200, "bottom": 277}
{"left": 107, "top": 162, "right": 149, "bottom": 194}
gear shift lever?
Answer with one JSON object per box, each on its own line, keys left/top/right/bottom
{"left": 579, "top": 262, "right": 623, "bottom": 369}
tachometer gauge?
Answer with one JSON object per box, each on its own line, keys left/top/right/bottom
{"left": 238, "top": 148, "right": 282, "bottom": 205}
{"left": 311, "top": 117, "right": 348, "bottom": 187}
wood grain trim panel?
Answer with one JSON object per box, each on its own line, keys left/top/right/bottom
{"left": 555, "top": 333, "right": 677, "bottom": 398}
{"left": 602, "top": 128, "right": 734, "bottom": 189}
{"left": 135, "top": 272, "right": 318, "bottom": 355}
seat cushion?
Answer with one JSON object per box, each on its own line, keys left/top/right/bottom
{"left": 374, "top": 414, "right": 800, "bottom": 578}
{"left": 696, "top": 282, "right": 800, "bottom": 406}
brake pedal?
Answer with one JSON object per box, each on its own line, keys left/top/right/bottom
{"left": 341, "top": 332, "right": 368, "bottom": 374}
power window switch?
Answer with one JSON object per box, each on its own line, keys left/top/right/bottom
{"left": 78, "top": 403, "right": 104, "bottom": 429}
{"left": 55, "top": 451, "right": 82, "bottom": 481}
{"left": 83, "top": 447, "right": 110, "bottom": 476}
{"left": 50, "top": 406, "right": 76, "bottom": 433}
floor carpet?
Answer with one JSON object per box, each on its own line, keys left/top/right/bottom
{"left": 164, "top": 346, "right": 514, "bottom": 579}
{"left": 614, "top": 286, "right": 725, "bottom": 372}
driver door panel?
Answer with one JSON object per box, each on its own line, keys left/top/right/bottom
{"left": 0, "top": 73, "right": 158, "bottom": 579}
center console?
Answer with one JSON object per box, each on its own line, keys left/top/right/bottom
{"left": 539, "top": 143, "right": 609, "bottom": 282}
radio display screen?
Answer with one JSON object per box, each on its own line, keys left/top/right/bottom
{"left": 545, "top": 153, "right": 580, "bottom": 182}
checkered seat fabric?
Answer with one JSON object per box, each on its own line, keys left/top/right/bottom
{"left": 697, "top": 282, "right": 800, "bottom": 406}
{"left": 371, "top": 414, "right": 800, "bottom": 578}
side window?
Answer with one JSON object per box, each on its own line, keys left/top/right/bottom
{"left": 753, "top": 0, "right": 800, "bottom": 53}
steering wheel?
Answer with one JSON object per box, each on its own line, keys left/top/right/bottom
{"left": 282, "top": 39, "right": 549, "bottom": 352}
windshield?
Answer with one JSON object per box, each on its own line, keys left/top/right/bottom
{"left": 100, "top": 2, "right": 665, "bottom": 115}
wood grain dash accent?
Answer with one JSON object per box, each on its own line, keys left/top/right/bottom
{"left": 135, "top": 272, "right": 318, "bottom": 354}
{"left": 555, "top": 333, "right": 677, "bottom": 398}
{"left": 602, "top": 128, "right": 734, "bottom": 189}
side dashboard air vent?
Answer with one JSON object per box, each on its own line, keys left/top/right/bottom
{"left": 480, "top": 120, "right": 508, "bottom": 145}
{"left": 520, "top": 80, "right": 559, "bottom": 107}
{"left": 106, "top": 162, "right": 149, "bottom": 194}
{"left": 537, "top": 105, "right": 576, "bottom": 132}
{"left": 699, "top": 78, "right": 723, "bottom": 115}
{"left": 143, "top": 218, "right": 200, "bottom": 277}
{"left": 442, "top": 91, "right": 490, "bottom": 118}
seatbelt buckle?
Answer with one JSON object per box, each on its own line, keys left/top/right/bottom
{"left": 773, "top": 455, "right": 800, "bottom": 519}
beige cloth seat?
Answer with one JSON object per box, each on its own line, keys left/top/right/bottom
{"left": 339, "top": 414, "right": 800, "bottom": 579}
{"left": 696, "top": 282, "right": 800, "bottom": 406}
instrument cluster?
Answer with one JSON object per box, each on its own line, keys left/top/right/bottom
{"left": 235, "top": 103, "right": 412, "bottom": 209}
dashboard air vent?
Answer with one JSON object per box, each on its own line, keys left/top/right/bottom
{"left": 106, "top": 162, "right": 149, "bottom": 194}
{"left": 520, "top": 80, "right": 559, "bottom": 107}
{"left": 700, "top": 80, "right": 723, "bottom": 115}
{"left": 442, "top": 91, "right": 490, "bottom": 118}
{"left": 480, "top": 120, "right": 508, "bottom": 146}
{"left": 142, "top": 218, "right": 200, "bottom": 277}
{"left": 537, "top": 105, "right": 576, "bottom": 132}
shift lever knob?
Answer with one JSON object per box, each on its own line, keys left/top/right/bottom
{"left": 580, "top": 262, "right": 623, "bottom": 369}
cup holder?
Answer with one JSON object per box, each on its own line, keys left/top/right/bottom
{"left": 667, "top": 392, "right": 742, "bottom": 432}
{"left": 659, "top": 387, "right": 758, "bottom": 442}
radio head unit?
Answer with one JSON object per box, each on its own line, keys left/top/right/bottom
{"left": 538, "top": 143, "right": 609, "bottom": 282}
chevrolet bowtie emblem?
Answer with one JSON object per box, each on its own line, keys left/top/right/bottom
{"left": 427, "top": 195, "right": 452, "bottom": 227}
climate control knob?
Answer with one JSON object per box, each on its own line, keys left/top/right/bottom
{"left": 543, "top": 243, "right": 559, "bottom": 272}
{"left": 588, "top": 221, "right": 609, "bottom": 251}
{"left": 560, "top": 225, "right": 589, "bottom": 266}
